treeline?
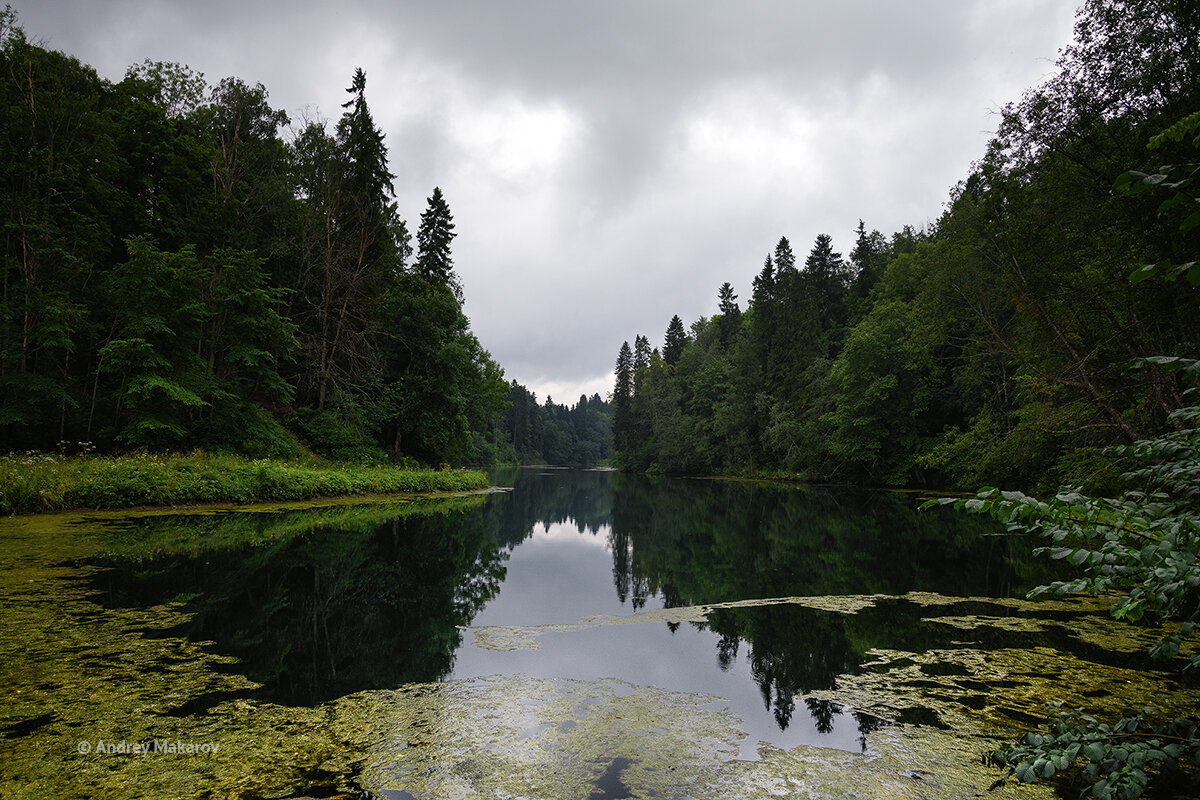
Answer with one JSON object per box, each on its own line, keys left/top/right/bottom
{"left": 491, "top": 383, "right": 612, "bottom": 466}
{"left": 0, "top": 9, "right": 509, "bottom": 466}
{"left": 613, "top": 0, "right": 1199, "bottom": 490}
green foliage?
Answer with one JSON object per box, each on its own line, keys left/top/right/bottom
{"left": 201, "top": 401, "right": 305, "bottom": 459}
{"left": 0, "top": 451, "right": 488, "bottom": 514}
{"left": 928, "top": 370, "right": 1200, "bottom": 797}
{"left": 99, "top": 238, "right": 211, "bottom": 448}
{"left": 375, "top": 270, "right": 510, "bottom": 467}
{"left": 932, "top": 411, "right": 1200, "bottom": 662}
{"left": 204, "top": 247, "right": 297, "bottom": 401}
{"left": 613, "top": 3, "right": 1198, "bottom": 489}
{"left": 986, "top": 704, "right": 1199, "bottom": 799}
{"left": 125, "top": 59, "right": 206, "bottom": 118}
{"left": 416, "top": 186, "right": 459, "bottom": 297}
{"left": 1116, "top": 112, "right": 1200, "bottom": 285}
{"left": 663, "top": 315, "right": 687, "bottom": 366}
{"left": 612, "top": 341, "right": 634, "bottom": 460}
{"left": 0, "top": 14, "right": 513, "bottom": 467}
{"left": 297, "top": 405, "right": 387, "bottom": 464}
{"left": 825, "top": 298, "right": 928, "bottom": 484}
{"left": 496, "top": 384, "right": 611, "bottom": 467}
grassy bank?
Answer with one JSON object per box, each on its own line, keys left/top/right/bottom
{"left": 0, "top": 451, "right": 489, "bottom": 515}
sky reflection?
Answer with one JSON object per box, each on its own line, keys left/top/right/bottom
{"left": 449, "top": 519, "right": 869, "bottom": 756}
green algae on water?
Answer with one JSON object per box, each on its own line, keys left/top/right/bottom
{"left": 467, "top": 594, "right": 884, "bottom": 651}
{"left": 3, "top": 507, "right": 1197, "bottom": 799}
{"left": 0, "top": 501, "right": 482, "bottom": 799}
{"left": 338, "top": 674, "right": 1058, "bottom": 800}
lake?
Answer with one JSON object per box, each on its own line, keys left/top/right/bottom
{"left": 0, "top": 467, "right": 1191, "bottom": 799}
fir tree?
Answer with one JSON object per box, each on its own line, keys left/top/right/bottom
{"left": 416, "top": 186, "right": 459, "bottom": 299}
{"left": 633, "top": 334, "right": 651, "bottom": 374}
{"left": 664, "top": 315, "right": 687, "bottom": 366}
{"left": 613, "top": 341, "right": 634, "bottom": 456}
{"left": 716, "top": 282, "right": 741, "bottom": 348}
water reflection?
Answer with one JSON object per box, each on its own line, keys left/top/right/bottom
{"left": 3, "top": 472, "right": 1189, "bottom": 799}
{"left": 78, "top": 469, "right": 1051, "bottom": 752}
{"left": 85, "top": 499, "right": 505, "bottom": 705}
{"left": 590, "top": 474, "right": 1055, "bottom": 739}
{"left": 445, "top": 470, "right": 1057, "bottom": 753}
{"left": 608, "top": 474, "right": 1038, "bottom": 602}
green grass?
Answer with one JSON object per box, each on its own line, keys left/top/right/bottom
{"left": 0, "top": 451, "right": 489, "bottom": 514}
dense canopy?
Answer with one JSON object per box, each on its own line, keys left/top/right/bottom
{"left": 611, "top": 0, "right": 1199, "bottom": 492}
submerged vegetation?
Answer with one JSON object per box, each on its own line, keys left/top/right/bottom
{"left": 4, "top": 490, "right": 1196, "bottom": 799}
{"left": 0, "top": 497, "right": 503, "bottom": 797}
{"left": 0, "top": 451, "right": 487, "bottom": 514}
{"left": 933, "top": 360, "right": 1200, "bottom": 797}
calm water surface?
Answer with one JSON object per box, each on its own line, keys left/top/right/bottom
{"left": 5, "top": 467, "right": 1176, "bottom": 799}
{"left": 447, "top": 469, "right": 1032, "bottom": 754}
{"left": 81, "top": 470, "right": 1034, "bottom": 744}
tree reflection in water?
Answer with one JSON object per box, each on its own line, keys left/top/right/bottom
{"left": 606, "top": 473, "right": 1052, "bottom": 742}
{"left": 81, "top": 469, "right": 1053, "bottom": 748}
{"left": 86, "top": 500, "right": 506, "bottom": 705}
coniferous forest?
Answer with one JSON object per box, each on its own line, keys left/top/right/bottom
{"left": 2, "top": 3, "right": 1200, "bottom": 795}
{"left": 0, "top": 5, "right": 613, "bottom": 470}
{"left": 612, "top": 0, "right": 1199, "bottom": 491}
{"left": 3, "top": 1, "right": 1199, "bottom": 488}
{"left": 0, "top": 8, "right": 519, "bottom": 466}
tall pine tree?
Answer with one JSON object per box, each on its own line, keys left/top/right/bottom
{"left": 416, "top": 186, "right": 460, "bottom": 299}
{"left": 663, "top": 315, "right": 687, "bottom": 366}
{"left": 612, "top": 341, "right": 634, "bottom": 457}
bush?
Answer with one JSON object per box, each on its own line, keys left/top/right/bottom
{"left": 930, "top": 388, "right": 1200, "bottom": 798}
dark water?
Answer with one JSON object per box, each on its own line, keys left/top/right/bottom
{"left": 79, "top": 468, "right": 1050, "bottom": 756}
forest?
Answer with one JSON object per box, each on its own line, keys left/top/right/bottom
{"left": 4, "top": 1, "right": 1198, "bottom": 487}
{"left": 0, "top": 6, "right": 562, "bottom": 467}
{"left": 612, "top": 0, "right": 1199, "bottom": 492}
{"left": 0, "top": 4, "right": 612, "bottom": 469}
{"left": 498, "top": 385, "right": 612, "bottom": 467}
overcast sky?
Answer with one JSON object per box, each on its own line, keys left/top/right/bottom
{"left": 17, "top": 1, "right": 1077, "bottom": 405}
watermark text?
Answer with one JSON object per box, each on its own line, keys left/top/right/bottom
{"left": 77, "top": 739, "right": 220, "bottom": 756}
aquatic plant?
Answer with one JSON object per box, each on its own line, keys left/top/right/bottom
{"left": 930, "top": 366, "right": 1200, "bottom": 798}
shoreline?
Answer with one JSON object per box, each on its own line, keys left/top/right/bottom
{"left": 0, "top": 451, "right": 491, "bottom": 516}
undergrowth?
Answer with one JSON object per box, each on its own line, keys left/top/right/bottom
{"left": 0, "top": 451, "right": 488, "bottom": 514}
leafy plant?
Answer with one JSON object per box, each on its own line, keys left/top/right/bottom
{"left": 925, "top": 359, "right": 1200, "bottom": 797}
{"left": 1115, "top": 110, "right": 1200, "bottom": 286}
{"left": 987, "top": 705, "right": 1199, "bottom": 800}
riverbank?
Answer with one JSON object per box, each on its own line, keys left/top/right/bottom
{"left": 0, "top": 451, "right": 489, "bottom": 515}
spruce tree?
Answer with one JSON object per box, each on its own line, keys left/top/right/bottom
{"left": 716, "top": 282, "right": 741, "bottom": 348}
{"left": 633, "top": 335, "right": 651, "bottom": 374}
{"left": 290, "top": 68, "right": 399, "bottom": 411}
{"left": 664, "top": 315, "right": 687, "bottom": 366}
{"left": 752, "top": 254, "right": 775, "bottom": 307}
{"left": 416, "top": 186, "right": 459, "bottom": 298}
{"left": 848, "top": 222, "right": 887, "bottom": 295}
{"left": 337, "top": 68, "right": 395, "bottom": 208}
{"left": 773, "top": 236, "right": 796, "bottom": 274}
{"left": 804, "top": 233, "right": 847, "bottom": 333}
{"left": 613, "top": 341, "right": 634, "bottom": 456}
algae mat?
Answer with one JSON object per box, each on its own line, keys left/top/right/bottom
{"left": 1, "top": 509, "right": 1194, "bottom": 799}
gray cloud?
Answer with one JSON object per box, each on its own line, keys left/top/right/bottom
{"left": 16, "top": 0, "right": 1076, "bottom": 403}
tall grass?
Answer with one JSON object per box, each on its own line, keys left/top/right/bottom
{"left": 0, "top": 451, "right": 489, "bottom": 514}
